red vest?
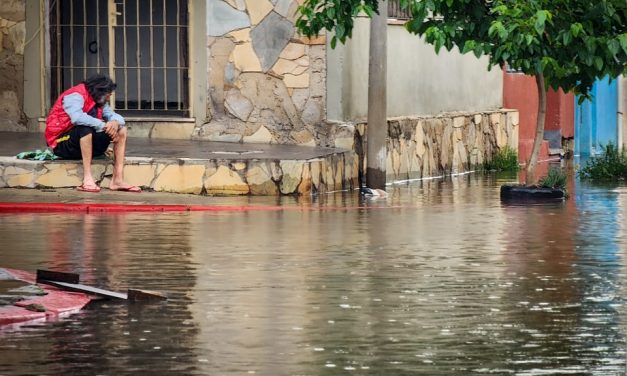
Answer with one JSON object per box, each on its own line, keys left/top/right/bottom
{"left": 45, "top": 83, "right": 103, "bottom": 148}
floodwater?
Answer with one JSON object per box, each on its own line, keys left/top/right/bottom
{"left": 1, "top": 172, "right": 627, "bottom": 375}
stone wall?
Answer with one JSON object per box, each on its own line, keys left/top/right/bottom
{"left": 0, "top": 0, "right": 26, "bottom": 131}
{"left": 351, "top": 110, "right": 519, "bottom": 180}
{"left": 195, "top": 0, "right": 326, "bottom": 146}
{"left": 0, "top": 152, "right": 359, "bottom": 196}
{"left": 0, "top": 110, "right": 518, "bottom": 195}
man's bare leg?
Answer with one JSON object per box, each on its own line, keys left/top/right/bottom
{"left": 109, "top": 127, "right": 137, "bottom": 191}
{"left": 79, "top": 133, "right": 98, "bottom": 188}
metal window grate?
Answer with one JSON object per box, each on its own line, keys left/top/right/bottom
{"left": 50, "top": 0, "right": 110, "bottom": 101}
{"left": 388, "top": 0, "right": 412, "bottom": 20}
{"left": 50, "top": 0, "right": 189, "bottom": 117}
{"left": 113, "top": 0, "right": 189, "bottom": 116}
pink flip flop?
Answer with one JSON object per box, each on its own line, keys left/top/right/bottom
{"left": 109, "top": 185, "right": 141, "bottom": 193}
{"left": 76, "top": 184, "right": 101, "bottom": 193}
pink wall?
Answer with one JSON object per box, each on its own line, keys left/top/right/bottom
{"left": 503, "top": 71, "right": 546, "bottom": 162}
{"left": 503, "top": 70, "right": 574, "bottom": 162}
{"left": 546, "top": 89, "right": 575, "bottom": 138}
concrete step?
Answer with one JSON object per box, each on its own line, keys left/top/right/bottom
{"left": 548, "top": 148, "right": 564, "bottom": 157}
{"left": 0, "top": 132, "right": 359, "bottom": 196}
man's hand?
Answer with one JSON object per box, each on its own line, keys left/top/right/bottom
{"left": 103, "top": 121, "right": 120, "bottom": 142}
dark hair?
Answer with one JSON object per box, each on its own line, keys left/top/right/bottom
{"left": 83, "top": 74, "right": 116, "bottom": 102}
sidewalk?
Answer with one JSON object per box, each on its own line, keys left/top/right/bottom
{"left": 0, "top": 187, "right": 264, "bottom": 205}
{"left": 0, "top": 132, "right": 346, "bottom": 161}
{"left": 0, "top": 132, "right": 359, "bottom": 196}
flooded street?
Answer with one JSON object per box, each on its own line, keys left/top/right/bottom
{"left": 1, "top": 173, "right": 627, "bottom": 375}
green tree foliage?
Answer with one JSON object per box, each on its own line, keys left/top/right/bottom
{"left": 297, "top": 0, "right": 626, "bottom": 184}
{"left": 296, "top": 0, "right": 380, "bottom": 48}
{"left": 403, "top": 0, "right": 626, "bottom": 100}
{"left": 297, "top": 0, "right": 626, "bottom": 99}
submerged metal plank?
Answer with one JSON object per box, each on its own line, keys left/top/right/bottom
{"left": 38, "top": 280, "right": 128, "bottom": 300}
{"left": 127, "top": 289, "right": 167, "bottom": 301}
{"left": 36, "top": 269, "right": 80, "bottom": 284}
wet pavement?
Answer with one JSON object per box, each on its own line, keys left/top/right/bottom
{"left": 0, "top": 131, "right": 347, "bottom": 160}
{"left": 1, "top": 171, "right": 627, "bottom": 375}
{"left": 0, "top": 131, "right": 358, "bottom": 197}
{"left": 0, "top": 187, "right": 287, "bottom": 206}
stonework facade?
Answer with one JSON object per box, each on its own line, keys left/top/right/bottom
{"left": 194, "top": 0, "right": 327, "bottom": 147}
{"left": 0, "top": 1, "right": 522, "bottom": 195}
{"left": 0, "top": 152, "right": 359, "bottom": 196}
{"left": 0, "top": 0, "right": 25, "bottom": 131}
{"left": 0, "top": 109, "right": 517, "bottom": 196}
{"left": 352, "top": 110, "right": 519, "bottom": 180}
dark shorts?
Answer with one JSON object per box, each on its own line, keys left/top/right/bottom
{"left": 53, "top": 125, "right": 112, "bottom": 160}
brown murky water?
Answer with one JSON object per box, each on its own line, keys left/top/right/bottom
{"left": 1, "top": 173, "right": 627, "bottom": 375}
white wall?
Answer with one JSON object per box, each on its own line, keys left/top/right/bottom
{"left": 327, "top": 18, "right": 503, "bottom": 121}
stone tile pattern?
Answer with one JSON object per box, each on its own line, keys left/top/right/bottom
{"left": 352, "top": 110, "right": 519, "bottom": 180}
{"left": 0, "top": 152, "right": 359, "bottom": 196}
{"left": 0, "top": 110, "right": 516, "bottom": 195}
{"left": 197, "top": 0, "right": 325, "bottom": 146}
{"left": 0, "top": 1, "right": 26, "bottom": 131}
{"left": 0, "top": 109, "right": 516, "bottom": 195}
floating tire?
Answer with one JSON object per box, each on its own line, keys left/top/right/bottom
{"left": 500, "top": 185, "right": 565, "bottom": 201}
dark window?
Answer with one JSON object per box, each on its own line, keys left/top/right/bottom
{"left": 51, "top": 0, "right": 110, "bottom": 99}
{"left": 388, "top": 0, "right": 412, "bottom": 20}
{"left": 50, "top": 0, "right": 189, "bottom": 117}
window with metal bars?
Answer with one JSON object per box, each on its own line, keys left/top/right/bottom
{"left": 50, "top": 0, "right": 189, "bottom": 117}
{"left": 388, "top": 0, "right": 412, "bottom": 20}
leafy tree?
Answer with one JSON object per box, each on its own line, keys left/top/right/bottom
{"left": 297, "top": 0, "right": 627, "bottom": 184}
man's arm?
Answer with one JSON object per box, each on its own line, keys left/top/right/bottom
{"left": 62, "top": 93, "right": 106, "bottom": 131}
{"left": 102, "top": 104, "right": 125, "bottom": 126}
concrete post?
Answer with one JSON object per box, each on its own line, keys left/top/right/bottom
{"left": 366, "top": 1, "right": 387, "bottom": 189}
{"left": 23, "top": 0, "right": 43, "bottom": 130}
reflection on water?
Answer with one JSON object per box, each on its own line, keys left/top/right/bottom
{"left": 1, "top": 173, "right": 627, "bottom": 375}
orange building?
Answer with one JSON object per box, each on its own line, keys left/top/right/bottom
{"left": 503, "top": 70, "right": 575, "bottom": 164}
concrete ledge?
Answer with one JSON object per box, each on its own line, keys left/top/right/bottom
{"left": 0, "top": 132, "right": 359, "bottom": 196}
{"left": 0, "top": 153, "right": 359, "bottom": 196}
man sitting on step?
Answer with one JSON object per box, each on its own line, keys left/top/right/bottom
{"left": 45, "top": 74, "right": 140, "bottom": 193}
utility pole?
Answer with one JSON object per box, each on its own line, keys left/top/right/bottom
{"left": 366, "top": 1, "right": 387, "bottom": 189}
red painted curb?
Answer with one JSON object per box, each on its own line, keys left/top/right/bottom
{"left": 0, "top": 202, "right": 287, "bottom": 213}
{"left": 0, "top": 268, "right": 93, "bottom": 327}
{"left": 0, "top": 202, "right": 399, "bottom": 213}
